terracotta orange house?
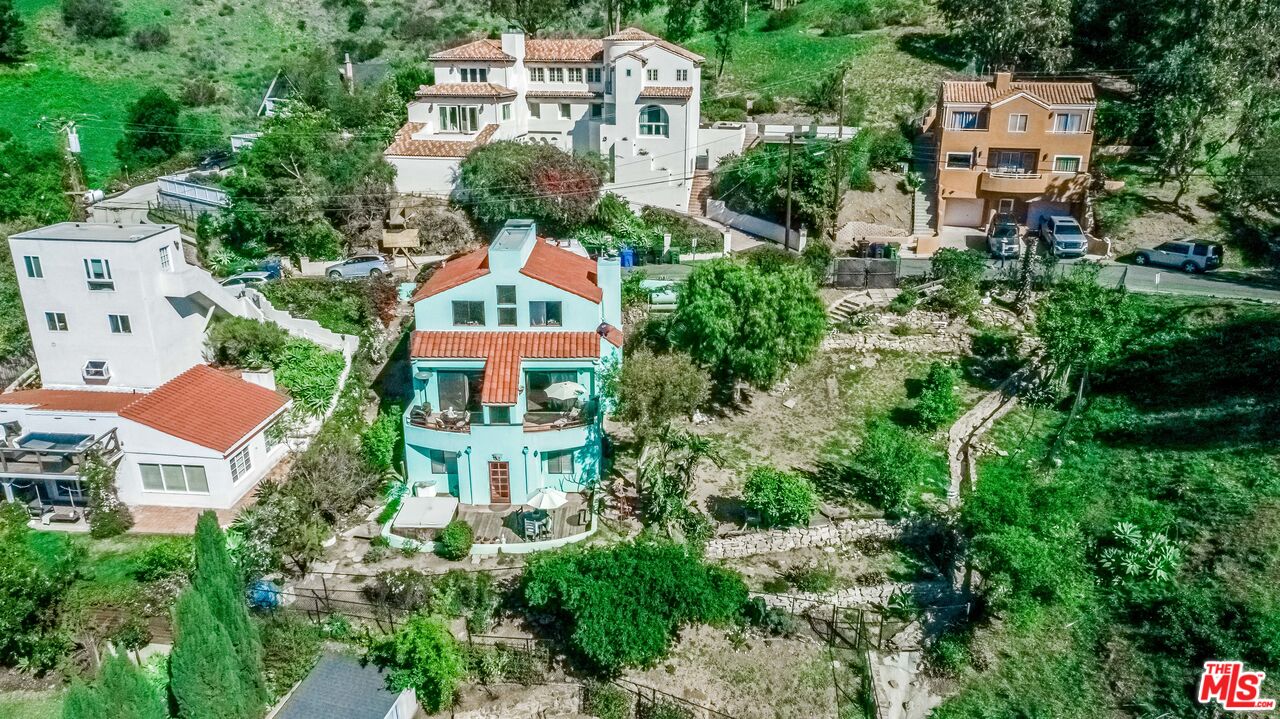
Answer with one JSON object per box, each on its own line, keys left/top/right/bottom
{"left": 924, "top": 73, "right": 1097, "bottom": 231}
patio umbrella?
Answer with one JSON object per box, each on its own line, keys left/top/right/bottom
{"left": 543, "top": 381, "right": 587, "bottom": 402}
{"left": 526, "top": 487, "right": 568, "bottom": 510}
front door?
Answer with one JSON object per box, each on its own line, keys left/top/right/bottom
{"left": 488, "top": 462, "right": 510, "bottom": 504}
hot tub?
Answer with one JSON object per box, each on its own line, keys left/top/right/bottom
{"left": 17, "top": 432, "right": 94, "bottom": 452}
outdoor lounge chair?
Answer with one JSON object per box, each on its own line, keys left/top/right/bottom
{"left": 552, "top": 406, "right": 582, "bottom": 428}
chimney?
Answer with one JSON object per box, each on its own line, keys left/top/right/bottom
{"left": 501, "top": 29, "right": 526, "bottom": 62}
{"left": 993, "top": 71, "right": 1012, "bottom": 93}
{"left": 487, "top": 219, "right": 538, "bottom": 274}
{"left": 240, "top": 368, "right": 277, "bottom": 391}
{"left": 597, "top": 253, "right": 622, "bottom": 329}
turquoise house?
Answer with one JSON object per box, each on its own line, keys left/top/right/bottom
{"left": 403, "top": 220, "right": 623, "bottom": 507}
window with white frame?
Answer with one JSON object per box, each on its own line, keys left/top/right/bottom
{"left": 108, "top": 314, "right": 131, "bottom": 334}
{"left": 140, "top": 463, "right": 210, "bottom": 493}
{"left": 543, "top": 449, "right": 574, "bottom": 474}
{"left": 945, "top": 152, "right": 974, "bottom": 169}
{"left": 159, "top": 245, "right": 171, "bottom": 271}
{"left": 548, "top": 67, "right": 564, "bottom": 82}
{"left": 1053, "top": 156, "right": 1082, "bottom": 173}
{"left": 84, "top": 258, "right": 113, "bottom": 290}
{"left": 229, "top": 446, "right": 252, "bottom": 483}
{"left": 529, "top": 102, "right": 541, "bottom": 118}
{"left": 23, "top": 256, "right": 41, "bottom": 278}
{"left": 83, "top": 360, "right": 109, "bottom": 380}
{"left": 45, "top": 312, "right": 67, "bottom": 331}
{"left": 559, "top": 103, "right": 571, "bottom": 119}
{"left": 429, "top": 449, "right": 459, "bottom": 475}
{"left": 948, "top": 110, "right": 980, "bottom": 129}
{"left": 587, "top": 67, "right": 602, "bottom": 83}
{"left": 676, "top": 69, "right": 688, "bottom": 82}
{"left": 438, "top": 105, "right": 480, "bottom": 132}
{"left": 529, "top": 67, "right": 545, "bottom": 82}
{"left": 998, "top": 198, "right": 1015, "bottom": 213}
{"left": 502, "top": 103, "right": 512, "bottom": 120}
{"left": 646, "top": 68, "right": 658, "bottom": 82}
{"left": 638, "top": 105, "right": 669, "bottom": 136}
{"left": 1008, "top": 113, "right": 1028, "bottom": 132}
{"left": 1052, "top": 113, "right": 1084, "bottom": 133}
{"left": 460, "top": 67, "right": 488, "bottom": 83}
{"left": 568, "top": 67, "right": 583, "bottom": 82}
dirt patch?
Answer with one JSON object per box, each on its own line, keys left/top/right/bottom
{"left": 838, "top": 171, "right": 913, "bottom": 241}
{"left": 727, "top": 541, "right": 918, "bottom": 593}
{"left": 1103, "top": 175, "right": 1221, "bottom": 258}
{"left": 624, "top": 626, "right": 837, "bottom": 719}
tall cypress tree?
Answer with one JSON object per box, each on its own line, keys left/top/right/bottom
{"left": 192, "top": 511, "right": 267, "bottom": 711}
{"left": 64, "top": 650, "right": 168, "bottom": 719}
{"left": 0, "top": 0, "right": 26, "bottom": 65}
{"left": 170, "top": 588, "right": 249, "bottom": 719}
{"left": 62, "top": 679, "right": 107, "bottom": 719}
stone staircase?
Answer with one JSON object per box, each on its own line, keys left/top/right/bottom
{"left": 911, "top": 134, "right": 937, "bottom": 235}
{"left": 827, "top": 288, "right": 901, "bottom": 323}
{"left": 687, "top": 169, "right": 713, "bottom": 217}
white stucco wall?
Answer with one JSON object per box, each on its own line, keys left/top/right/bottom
{"left": 388, "top": 156, "right": 461, "bottom": 197}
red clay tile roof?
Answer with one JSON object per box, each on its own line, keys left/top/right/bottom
{"left": 416, "top": 82, "right": 516, "bottom": 98}
{"left": 411, "top": 247, "right": 491, "bottom": 302}
{"left": 525, "top": 39, "right": 604, "bottom": 62}
{"left": 527, "top": 90, "right": 604, "bottom": 99}
{"left": 120, "top": 365, "right": 290, "bottom": 454}
{"left": 385, "top": 123, "right": 499, "bottom": 158}
{"left": 410, "top": 331, "right": 602, "bottom": 404}
{"left": 602, "top": 324, "right": 623, "bottom": 348}
{"left": 604, "top": 27, "right": 659, "bottom": 41}
{"left": 638, "top": 85, "right": 692, "bottom": 99}
{"left": 520, "top": 241, "right": 602, "bottom": 303}
{"left": 942, "top": 79, "right": 1096, "bottom": 106}
{"left": 429, "top": 39, "right": 514, "bottom": 62}
{"left": 0, "top": 389, "right": 142, "bottom": 413}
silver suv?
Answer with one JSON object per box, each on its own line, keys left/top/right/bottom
{"left": 1039, "top": 215, "right": 1088, "bottom": 257}
{"left": 1135, "top": 240, "right": 1223, "bottom": 273}
{"left": 326, "top": 254, "right": 391, "bottom": 280}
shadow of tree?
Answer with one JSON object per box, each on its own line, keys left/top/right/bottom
{"left": 894, "top": 32, "right": 970, "bottom": 70}
{"left": 706, "top": 494, "right": 747, "bottom": 525}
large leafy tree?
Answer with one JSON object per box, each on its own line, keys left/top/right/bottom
{"left": 522, "top": 539, "right": 747, "bottom": 675}
{"left": 0, "top": 132, "right": 70, "bottom": 223}
{"left": 935, "top": 0, "right": 1071, "bottom": 71}
{"left": 668, "top": 258, "right": 826, "bottom": 389}
{"left": 367, "top": 614, "right": 464, "bottom": 713}
{"left": 458, "top": 141, "right": 607, "bottom": 231}
{"left": 613, "top": 348, "right": 709, "bottom": 446}
{"left": 63, "top": 650, "right": 167, "bottom": 719}
{"left": 487, "top": 0, "right": 583, "bottom": 36}
{"left": 115, "top": 88, "right": 182, "bottom": 168}
{"left": 0, "top": 0, "right": 26, "bottom": 63}
{"left": 701, "top": 0, "right": 739, "bottom": 77}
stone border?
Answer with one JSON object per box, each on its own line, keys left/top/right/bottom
{"left": 704, "top": 518, "right": 902, "bottom": 560}
{"left": 752, "top": 581, "right": 950, "bottom": 613}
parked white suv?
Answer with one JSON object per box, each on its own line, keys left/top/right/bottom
{"left": 1038, "top": 215, "right": 1088, "bottom": 258}
{"left": 1135, "top": 240, "right": 1223, "bottom": 273}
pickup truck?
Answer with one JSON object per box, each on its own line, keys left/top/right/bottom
{"left": 1038, "top": 215, "right": 1088, "bottom": 258}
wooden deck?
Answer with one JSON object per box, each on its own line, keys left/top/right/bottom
{"left": 458, "top": 493, "right": 590, "bottom": 544}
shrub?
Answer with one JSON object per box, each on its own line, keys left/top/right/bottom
{"left": 929, "top": 248, "right": 986, "bottom": 317}
{"left": 84, "top": 453, "right": 132, "bottom": 538}
{"left": 131, "top": 24, "right": 170, "bottom": 50}
{"left": 361, "top": 405, "right": 402, "bottom": 472}
{"left": 258, "top": 613, "right": 321, "bottom": 698}
{"left": 522, "top": 539, "right": 748, "bottom": 675}
{"left": 259, "top": 278, "right": 383, "bottom": 336}
{"left": 582, "top": 680, "right": 633, "bottom": 719}
{"left": 638, "top": 206, "right": 722, "bottom": 254}
{"left": 785, "top": 563, "right": 839, "bottom": 593}
{"left": 742, "top": 466, "right": 817, "bottom": 528}
{"left": 181, "top": 78, "right": 221, "bottom": 107}
{"left": 762, "top": 6, "right": 802, "bottom": 30}
{"left": 362, "top": 568, "right": 434, "bottom": 610}
{"left": 0, "top": 503, "right": 81, "bottom": 669}
{"left": 133, "top": 539, "right": 193, "bottom": 583}
{"left": 914, "top": 361, "right": 959, "bottom": 430}
{"left": 368, "top": 614, "right": 464, "bottom": 713}
{"left": 751, "top": 95, "right": 779, "bottom": 115}
{"left": 433, "top": 570, "right": 501, "bottom": 634}
{"left": 866, "top": 128, "right": 911, "bottom": 170}
{"left": 435, "top": 520, "right": 474, "bottom": 560}
{"left": 887, "top": 287, "right": 920, "bottom": 315}
{"left": 61, "top": 0, "right": 125, "bottom": 39}
{"left": 115, "top": 88, "right": 183, "bottom": 168}
{"left": 843, "top": 419, "right": 939, "bottom": 510}
{"left": 702, "top": 102, "right": 748, "bottom": 122}
{"left": 459, "top": 141, "right": 608, "bottom": 231}
{"left": 273, "top": 340, "right": 345, "bottom": 417}
{"left": 742, "top": 597, "right": 801, "bottom": 637}
{"left": 206, "top": 317, "right": 291, "bottom": 370}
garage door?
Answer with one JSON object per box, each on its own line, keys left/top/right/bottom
{"left": 1027, "top": 201, "right": 1071, "bottom": 234}
{"left": 943, "top": 198, "right": 984, "bottom": 227}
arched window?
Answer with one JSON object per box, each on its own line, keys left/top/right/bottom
{"left": 638, "top": 105, "right": 669, "bottom": 137}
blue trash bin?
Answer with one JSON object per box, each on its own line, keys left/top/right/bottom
{"left": 248, "top": 580, "right": 282, "bottom": 610}
{"left": 620, "top": 247, "right": 635, "bottom": 268}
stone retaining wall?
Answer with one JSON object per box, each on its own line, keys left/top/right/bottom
{"left": 821, "top": 332, "right": 968, "bottom": 354}
{"left": 753, "top": 581, "right": 950, "bottom": 613}
{"left": 705, "top": 518, "right": 902, "bottom": 560}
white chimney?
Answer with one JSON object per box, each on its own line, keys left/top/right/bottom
{"left": 501, "top": 29, "right": 526, "bottom": 62}
{"left": 240, "top": 368, "right": 277, "bottom": 391}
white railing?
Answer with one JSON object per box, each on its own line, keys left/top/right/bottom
{"left": 986, "top": 169, "right": 1043, "bottom": 179}
{"left": 157, "top": 176, "right": 230, "bottom": 208}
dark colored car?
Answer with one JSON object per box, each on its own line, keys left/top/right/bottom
{"left": 986, "top": 213, "right": 1021, "bottom": 259}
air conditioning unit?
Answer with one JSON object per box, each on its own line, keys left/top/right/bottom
{"left": 83, "top": 361, "right": 111, "bottom": 381}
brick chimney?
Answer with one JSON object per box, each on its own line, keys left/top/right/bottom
{"left": 993, "top": 72, "right": 1012, "bottom": 93}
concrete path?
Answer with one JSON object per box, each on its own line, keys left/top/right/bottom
{"left": 870, "top": 648, "right": 943, "bottom": 719}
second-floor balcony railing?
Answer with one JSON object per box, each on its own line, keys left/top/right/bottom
{"left": 0, "top": 428, "right": 123, "bottom": 476}
{"left": 524, "top": 402, "right": 597, "bottom": 431}
{"left": 980, "top": 168, "right": 1051, "bottom": 194}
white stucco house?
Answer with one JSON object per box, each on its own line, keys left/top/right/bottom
{"left": 385, "top": 28, "right": 745, "bottom": 213}
{"left": 0, "top": 223, "right": 299, "bottom": 520}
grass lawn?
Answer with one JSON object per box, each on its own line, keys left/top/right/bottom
{"left": 0, "top": 689, "right": 64, "bottom": 719}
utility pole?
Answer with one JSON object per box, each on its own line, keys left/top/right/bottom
{"left": 783, "top": 133, "right": 795, "bottom": 252}
{"left": 828, "top": 66, "right": 849, "bottom": 243}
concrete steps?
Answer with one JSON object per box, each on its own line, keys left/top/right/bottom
{"left": 911, "top": 135, "right": 937, "bottom": 235}
{"left": 688, "top": 169, "right": 713, "bottom": 217}
{"left": 827, "top": 288, "right": 901, "bottom": 322}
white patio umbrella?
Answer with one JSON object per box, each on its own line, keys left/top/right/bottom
{"left": 525, "top": 487, "right": 568, "bottom": 510}
{"left": 543, "top": 381, "right": 587, "bottom": 403}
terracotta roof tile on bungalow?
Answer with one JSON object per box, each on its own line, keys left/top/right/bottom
{"left": 412, "top": 240, "right": 603, "bottom": 304}
{"left": 410, "top": 331, "right": 602, "bottom": 404}
{"left": 428, "top": 39, "right": 513, "bottom": 62}
{"left": 941, "top": 80, "right": 1096, "bottom": 106}
{"left": 525, "top": 39, "right": 604, "bottom": 63}
{"left": 384, "top": 123, "right": 498, "bottom": 158}
{"left": 0, "top": 389, "right": 142, "bottom": 412}
{"left": 638, "top": 86, "right": 693, "bottom": 100}
{"left": 411, "top": 247, "right": 491, "bottom": 302}
{"left": 120, "top": 365, "right": 289, "bottom": 454}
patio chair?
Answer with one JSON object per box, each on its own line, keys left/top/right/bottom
{"left": 26, "top": 497, "right": 50, "bottom": 519}
{"left": 552, "top": 406, "right": 583, "bottom": 428}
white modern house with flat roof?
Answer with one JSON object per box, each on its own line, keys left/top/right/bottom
{"left": 0, "top": 223, "right": 304, "bottom": 523}
{"left": 385, "top": 28, "right": 745, "bottom": 213}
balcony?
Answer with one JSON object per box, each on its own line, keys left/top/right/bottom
{"left": 979, "top": 169, "right": 1051, "bottom": 194}
{"left": 0, "top": 428, "right": 123, "bottom": 477}
{"left": 524, "top": 402, "right": 597, "bottom": 432}
{"left": 407, "top": 407, "right": 482, "bottom": 434}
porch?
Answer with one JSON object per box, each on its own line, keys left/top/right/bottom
{"left": 386, "top": 491, "right": 595, "bottom": 554}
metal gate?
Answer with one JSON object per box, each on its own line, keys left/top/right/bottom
{"left": 828, "top": 258, "right": 898, "bottom": 289}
